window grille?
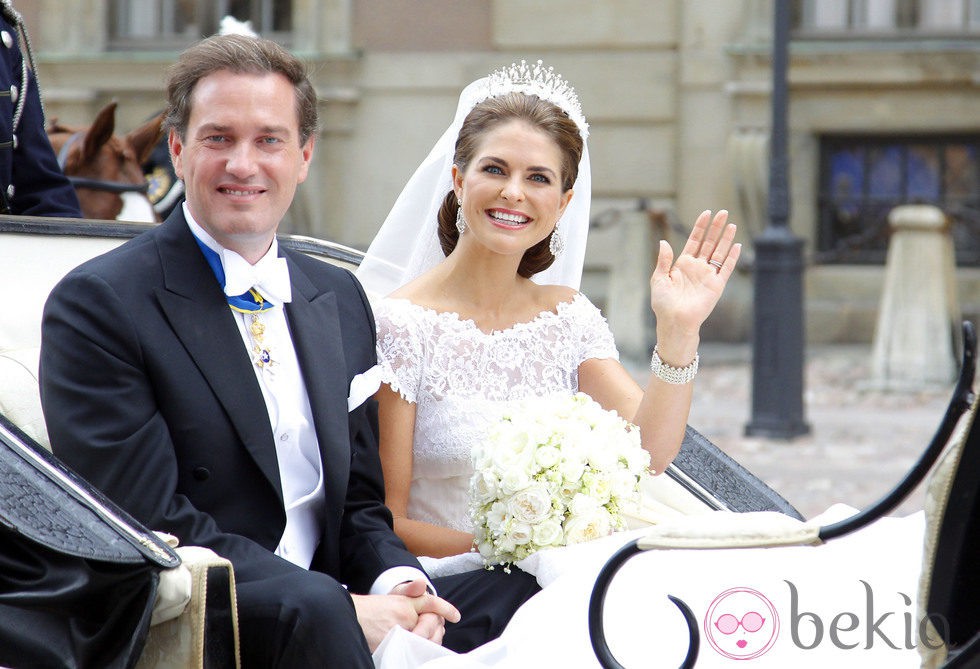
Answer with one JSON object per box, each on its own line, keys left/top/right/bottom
{"left": 817, "top": 135, "right": 980, "bottom": 265}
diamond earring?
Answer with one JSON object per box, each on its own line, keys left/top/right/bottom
{"left": 456, "top": 201, "right": 467, "bottom": 235}
{"left": 549, "top": 222, "right": 564, "bottom": 257}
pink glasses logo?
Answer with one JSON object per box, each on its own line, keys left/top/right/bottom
{"left": 704, "top": 587, "right": 780, "bottom": 660}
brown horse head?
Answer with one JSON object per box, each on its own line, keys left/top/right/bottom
{"left": 47, "top": 102, "right": 164, "bottom": 222}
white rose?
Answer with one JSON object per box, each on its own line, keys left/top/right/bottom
{"left": 586, "top": 445, "right": 617, "bottom": 472}
{"left": 558, "top": 455, "right": 586, "bottom": 482}
{"left": 564, "top": 508, "right": 613, "bottom": 544}
{"left": 562, "top": 427, "right": 592, "bottom": 455}
{"left": 506, "top": 521, "right": 533, "bottom": 547}
{"left": 527, "top": 421, "right": 555, "bottom": 447}
{"left": 583, "top": 472, "right": 613, "bottom": 505}
{"left": 471, "top": 470, "right": 500, "bottom": 506}
{"left": 506, "top": 486, "right": 553, "bottom": 524}
{"left": 534, "top": 444, "right": 561, "bottom": 469}
{"left": 500, "top": 469, "right": 531, "bottom": 496}
{"left": 532, "top": 518, "right": 564, "bottom": 547}
{"left": 489, "top": 435, "right": 522, "bottom": 471}
{"left": 569, "top": 492, "right": 601, "bottom": 516}
{"left": 493, "top": 434, "right": 538, "bottom": 475}
{"left": 610, "top": 469, "right": 641, "bottom": 498}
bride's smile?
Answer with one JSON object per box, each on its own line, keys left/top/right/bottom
{"left": 486, "top": 208, "right": 530, "bottom": 228}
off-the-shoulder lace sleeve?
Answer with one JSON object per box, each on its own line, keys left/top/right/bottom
{"left": 374, "top": 298, "right": 425, "bottom": 404}
{"left": 566, "top": 293, "right": 619, "bottom": 365}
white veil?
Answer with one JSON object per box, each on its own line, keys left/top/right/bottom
{"left": 355, "top": 70, "right": 592, "bottom": 298}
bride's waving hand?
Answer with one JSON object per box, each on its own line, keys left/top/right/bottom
{"left": 651, "top": 209, "right": 741, "bottom": 336}
{"left": 579, "top": 209, "right": 740, "bottom": 474}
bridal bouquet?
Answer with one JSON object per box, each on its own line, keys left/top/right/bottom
{"left": 469, "top": 392, "right": 650, "bottom": 568}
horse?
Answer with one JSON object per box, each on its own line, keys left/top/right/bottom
{"left": 46, "top": 101, "right": 164, "bottom": 222}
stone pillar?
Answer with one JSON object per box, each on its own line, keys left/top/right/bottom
{"left": 869, "top": 204, "right": 960, "bottom": 390}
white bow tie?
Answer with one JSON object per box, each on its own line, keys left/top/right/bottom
{"left": 222, "top": 249, "right": 293, "bottom": 306}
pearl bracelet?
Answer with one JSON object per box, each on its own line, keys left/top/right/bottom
{"left": 650, "top": 346, "right": 699, "bottom": 385}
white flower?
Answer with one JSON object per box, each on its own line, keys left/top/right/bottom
{"left": 557, "top": 454, "right": 586, "bottom": 483}
{"left": 610, "top": 469, "right": 641, "bottom": 498}
{"left": 564, "top": 507, "right": 613, "bottom": 544}
{"left": 506, "top": 522, "right": 533, "bottom": 546}
{"left": 532, "top": 518, "right": 564, "bottom": 547}
{"left": 471, "top": 470, "right": 500, "bottom": 506}
{"left": 507, "top": 486, "right": 553, "bottom": 524}
{"left": 477, "top": 540, "right": 495, "bottom": 559}
{"left": 469, "top": 392, "right": 649, "bottom": 567}
{"left": 534, "top": 444, "right": 561, "bottom": 469}
{"left": 568, "top": 491, "right": 601, "bottom": 516}
{"left": 500, "top": 468, "right": 532, "bottom": 496}
{"left": 583, "top": 472, "right": 613, "bottom": 506}
{"left": 487, "top": 501, "right": 508, "bottom": 528}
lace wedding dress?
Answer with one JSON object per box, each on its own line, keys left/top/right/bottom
{"left": 371, "top": 295, "right": 927, "bottom": 668}
{"left": 375, "top": 292, "right": 618, "bottom": 536}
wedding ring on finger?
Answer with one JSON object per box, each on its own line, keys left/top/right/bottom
{"left": 708, "top": 259, "right": 723, "bottom": 271}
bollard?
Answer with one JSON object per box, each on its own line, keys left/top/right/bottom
{"left": 869, "top": 204, "right": 960, "bottom": 391}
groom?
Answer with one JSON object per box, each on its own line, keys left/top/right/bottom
{"left": 39, "top": 34, "right": 537, "bottom": 666}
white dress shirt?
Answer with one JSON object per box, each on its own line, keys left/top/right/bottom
{"left": 185, "top": 207, "right": 429, "bottom": 592}
{"left": 186, "top": 210, "right": 323, "bottom": 568}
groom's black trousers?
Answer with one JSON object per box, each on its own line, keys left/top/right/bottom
{"left": 437, "top": 566, "right": 542, "bottom": 653}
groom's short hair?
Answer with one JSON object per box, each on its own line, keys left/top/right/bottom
{"left": 163, "top": 34, "right": 319, "bottom": 145}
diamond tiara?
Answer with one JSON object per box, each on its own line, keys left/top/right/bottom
{"left": 485, "top": 59, "right": 589, "bottom": 138}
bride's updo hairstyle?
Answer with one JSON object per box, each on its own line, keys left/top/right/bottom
{"left": 436, "top": 92, "right": 584, "bottom": 278}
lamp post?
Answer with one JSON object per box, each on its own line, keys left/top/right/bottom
{"left": 745, "top": 0, "right": 810, "bottom": 439}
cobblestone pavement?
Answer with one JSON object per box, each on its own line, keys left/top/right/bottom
{"left": 630, "top": 344, "right": 959, "bottom": 520}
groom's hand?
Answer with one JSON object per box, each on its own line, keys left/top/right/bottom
{"left": 390, "top": 578, "right": 461, "bottom": 645}
{"left": 351, "top": 579, "right": 461, "bottom": 651}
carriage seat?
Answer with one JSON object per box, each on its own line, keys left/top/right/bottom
{"left": 0, "top": 215, "right": 240, "bottom": 668}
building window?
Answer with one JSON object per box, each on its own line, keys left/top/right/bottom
{"left": 109, "top": 0, "right": 292, "bottom": 50}
{"left": 817, "top": 135, "right": 980, "bottom": 264}
{"left": 794, "top": 0, "right": 980, "bottom": 37}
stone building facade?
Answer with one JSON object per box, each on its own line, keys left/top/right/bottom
{"left": 21, "top": 0, "right": 980, "bottom": 347}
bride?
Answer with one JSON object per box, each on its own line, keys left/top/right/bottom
{"left": 356, "top": 62, "right": 927, "bottom": 668}
{"left": 356, "top": 59, "right": 739, "bottom": 562}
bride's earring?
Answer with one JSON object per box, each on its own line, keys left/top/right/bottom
{"left": 549, "top": 221, "right": 564, "bottom": 257}
{"left": 456, "top": 200, "right": 467, "bottom": 235}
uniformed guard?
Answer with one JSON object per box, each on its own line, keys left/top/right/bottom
{"left": 0, "top": 0, "right": 80, "bottom": 216}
